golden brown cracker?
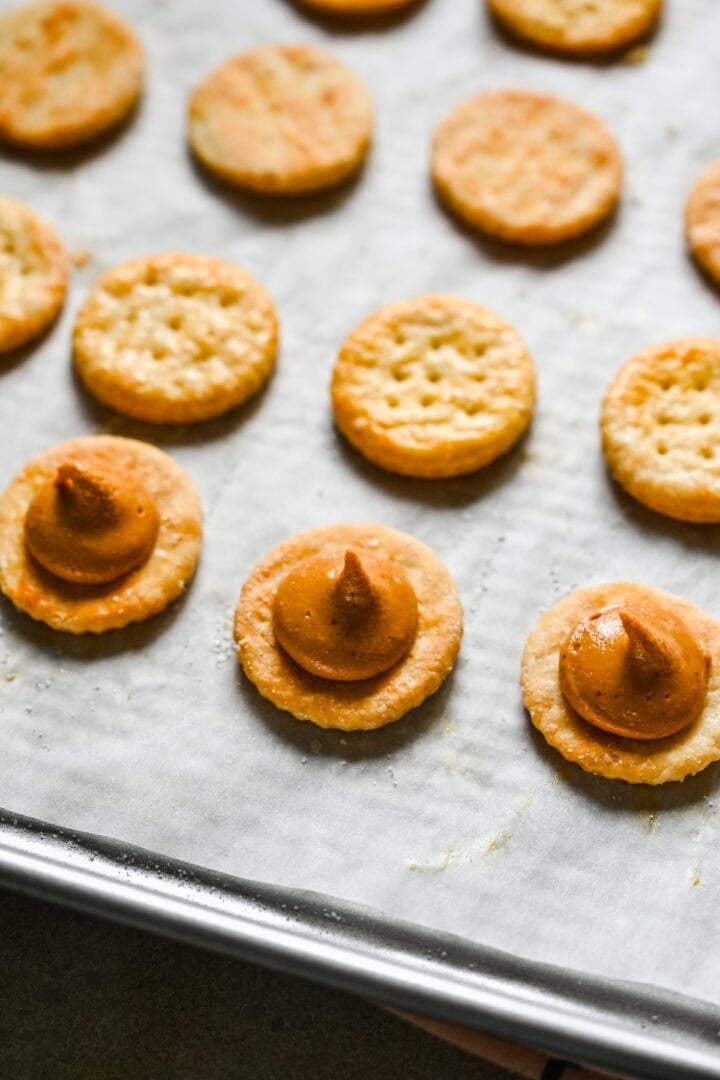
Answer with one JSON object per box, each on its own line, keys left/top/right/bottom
{"left": 601, "top": 338, "right": 720, "bottom": 523}
{"left": 686, "top": 161, "right": 720, "bottom": 286}
{"left": 73, "top": 253, "right": 279, "bottom": 424}
{"left": 234, "top": 523, "right": 463, "bottom": 731}
{"left": 521, "top": 583, "right": 720, "bottom": 784}
{"left": 432, "top": 88, "right": 622, "bottom": 245}
{"left": 487, "top": 0, "right": 662, "bottom": 56}
{"left": 0, "top": 195, "right": 68, "bottom": 353}
{"left": 0, "top": 1, "right": 144, "bottom": 149}
{"left": 0, "top": 436, "right": 202, "bottom": 633}
{"left": 296, "top": 0, "right": 418, "bottom": 13}
{"left": 331, "top": 295, "right": 535, "bottom": 478}
{"left": 188, "top": 44, "right": 372, "bottom": 196}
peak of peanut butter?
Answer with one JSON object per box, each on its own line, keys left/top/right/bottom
{"left": 25, "top": 457, "right": 160, "bottom": 585}
{"left": 273, "top": 546, "right": 418, "bottom": 681}
{"left": 559, "top": 601, "right": 710, "bottom": 740}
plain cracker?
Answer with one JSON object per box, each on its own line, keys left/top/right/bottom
{"left": 296, "top": 0, "right": 419, "bottom": 13}
{"left": 432, "top": 88, "right": 623, "bottom": 246}
{"left": 521, "top": 583, "right": 720, "bottom": 785}
{"left": 73, "top": 253, "right": 279, "bottom": 424}
{"left": 234, "top": 523, "right": 463, "bottom": 731}
{"left": 0, "top": 436, "right": 202, "bottom": 634}
{"left": 601, "top": 338, "right": 720, "bottom": 523}
{"left": 686, "top": 161, "right": 720, "bottom": 286}
{"left": 0, "top": 1, "right": 143, "bottom": 149}
{"left": 188, "top": 44, "right": 372, "bottom": 196}
{"left": 487, "top": 0, "right": 662, "bottom": 56}
{"left": 331, "top": 295, "right": 536, "bottom": 478}
{"left": 0, "top": 195, "right": 68, "bottom": 353}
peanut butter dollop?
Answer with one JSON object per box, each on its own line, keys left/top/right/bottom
{"left": 24, "top": 460, "right": 160, "bottom": 585}
{"left": 559, "top": 602, "right": 710, "bottom": 740}
{"left": 273, "top": 548, "right": 418, "bottom": 681}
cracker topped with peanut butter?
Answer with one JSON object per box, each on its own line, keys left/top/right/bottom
{"left": 234, "top": 523, "right": 462, "bottom": 731}
{"left": 0, "top": 435, "right": 202, "bottom": 633}
{"left": 521, "top": 583, "right": 720, "bottom": 784}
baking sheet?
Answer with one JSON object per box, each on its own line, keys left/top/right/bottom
{"left": 2, "top": 0, "right": 720, "bottom": 1020}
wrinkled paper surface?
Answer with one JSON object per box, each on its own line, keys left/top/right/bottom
{"left": 2, "top": 0, "right": 720, "bottom": 1008}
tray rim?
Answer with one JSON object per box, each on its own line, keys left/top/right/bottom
{"left": 1, "top": 808, "right": 719, "bottom": 1080}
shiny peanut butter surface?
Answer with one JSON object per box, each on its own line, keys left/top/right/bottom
{"left": 24, "top": 459, "right": 160, "bottom": 585}
{"left": 559, "top": 601, "right": 710, "bottom": 739}
{"left": 273, "top": 548, "right": 418, "bottom": 681}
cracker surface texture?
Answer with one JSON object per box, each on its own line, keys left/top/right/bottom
{"left": 73, "top": 253, "right": 279, "bottom": 424}
{"left": 0, "top": 436, "right": 202, "bottom": 633}
{"left": 601, "top": 338, "right": 720, "bottom": 523}
{"left": 0, "top": 195, "right": 68, "bottom": 353}
{"left": 522, "top": 583, "right": 720, "bottom": 784}
{"left": 331, "top": 295, "right": 535, "bottom": 478}
{"left": 0, "top": 1, "right": 144, "bottom": 149}
{"left": 235, "top": 523, "right": 463, "bottom": 731}
{"left": 188, "top": 44, "right": 372, "bottom": 195}
{"left": 686, "top": 161, "right": 720, "bottom": 286}
{"left": 432, "top": 88, "right": 622, "bottom": 245}
{"left": 487, "top": 0, "right": 662, "bottom": 55}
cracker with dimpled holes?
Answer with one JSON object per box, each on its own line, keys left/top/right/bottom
{"left": 432, "top": 89, "right": 622, "bottom": 246}
{"left": 0, "top": 436, "right": 202, "bottom": 634}
{"left": 686, "top": 162, "right": 720, "bottom": 287}
{"left": 331, "top": 295, "right": 535, "bottom": 478}
{"left": 0, "top": 195, "right": 68, "bottom": 353}
{"left": 601, "top": 338, "right": 720, "bottom": 523}
{"left": 73, "top": 253, "right": 279, "bottom": 424}
{"left": 188, "top": 44, "right": 372, "bottom": 196}
{"left": 234, "top": 523, "right": 463, "bottom": 731}
{"left": 521, "top": 583, "right": 720, "bottom": 785}
{"left": 487, "top": 0, "right": 662, "bottom": 56}
{"left": 0, "top": 1, "right": 143, "bottom": 149}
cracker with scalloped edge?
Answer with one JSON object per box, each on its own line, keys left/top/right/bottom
{"left": 487, "top": 0, "right": 662, "bottom": 56}
{"left": 0, "top": 195, "right": 68, "bottom": 353}
{"left": 235, "top": 523, "right": 463, "bottom": 731}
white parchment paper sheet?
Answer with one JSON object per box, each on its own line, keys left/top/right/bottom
{"left": 1, "top": 0, "right": 720, "bottom": 1010}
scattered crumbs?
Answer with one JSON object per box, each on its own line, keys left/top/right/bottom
{"left": 692, "top": 873, "right": 702, "bottom": 888}
{"left": 444, "top": 720, "right": 459, "bottom": 735}
{"left": 309, "top": 738, "right": 321, "bottom": 755}
{"left": 70, "top": 248, "right": 91, "bottom": 268}
{"left": 486, "top": 831, "right": 512, "bottom": 855}
{"left": 404, "top": 859, "right": 417, "bottom": 871}
{"left": 647, "top": 810, "right": 659, "bottom": 833}
{"left": 623, "top": 45, "right": 649, "bottom": 65}
{"left": 5, "top": 673, "right": 16, "bottom": 682}
{"left": 441, "top": 850, "right": 457, "bottom": 870}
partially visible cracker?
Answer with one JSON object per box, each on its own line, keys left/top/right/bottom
{"left": 235, "top": 523, "right": 463, "bottom": 731}
{"left": 331, "top": 295, "right": 535, "bottom": 478}
{"left": 188, "top": 44, "right": 373, "bottom": 195}
{"left": 601, "top": 338, "right": 720, "bottom": 523}
{"left": 487, "top": 0, "right": 662, "bottom": 56}
{"left": 296, "top": 0, "right": 418, "bottom": 13}
{"left": 686, "top": 161, "right": 720, "bottom": 286}
{"left": 73, "top": 253, "right": 279, "bottom": 424}
{"left": 521, "top": 583, "right": 720, "bottom": 785}
{"left": 0, "top": 435, "right": 202, "bottom": 634}
{"left": 0, "top": 1, "right": 144, "bottom": 149}
{"left": 432, "top": 89, "right": 622, "bottom": 245}
{"left": 0, "top": 195, "right": 68, "bottom": 353}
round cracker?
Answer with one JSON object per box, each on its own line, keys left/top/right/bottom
{"left": 188, "top": 44, "right": 373, "bottom": 196}
{"left": 601, "top": 338, "right": 720, "bottom": 523}
{"left": 521, "top": 583, "right": 720, "bottom": 785}
{"left": 0, "top": 435, "right": 202, "bottom": 634}
{"left": 73, "top": 253, "right": 279, "bottom": 424}
{"left": 296, "top": 0, "right": 419, "bottom": 14}
{"left": 234, "top": 523, "right": 463, "bottom": 731}
{"left": 487, "top": 0, "right": 662, "bottom": 56}
{"left": 432, "top": 88, "right": 623, "bottom": 246}
{"left": 686, "top": 161, "right": 720, "bottom": 287}
{"left": 331, "top": 295, "right": 535, "bottom": 478}
{"left": 0, "top": 1, "right": 144, "bottom": 150}
{"left": 0, "top": 195, "right": 68, "bottom": 353}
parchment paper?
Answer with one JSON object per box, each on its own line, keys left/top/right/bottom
{"left": 2, "top": 0, "right": 720, "bottom": 1011}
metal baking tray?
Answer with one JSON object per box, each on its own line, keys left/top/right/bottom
{"left": 2, "top": 0, "right": 720, "bottom": 1076}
